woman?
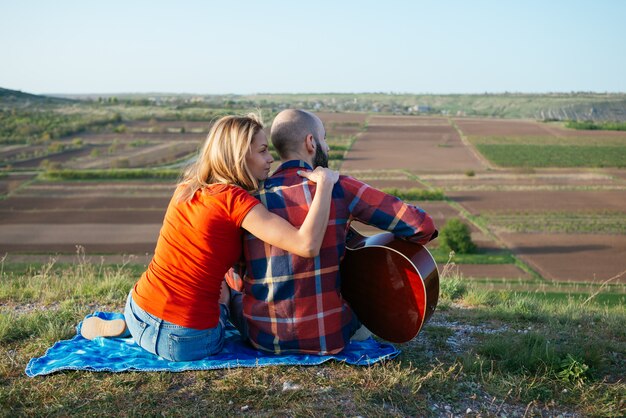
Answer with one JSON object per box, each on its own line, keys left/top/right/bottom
{"left": 80, "top": 113, "right": 338, "bottom": 361}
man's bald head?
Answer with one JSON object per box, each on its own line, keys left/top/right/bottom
{"left": 271, "top": 109, "right": 324, "bottom": 159}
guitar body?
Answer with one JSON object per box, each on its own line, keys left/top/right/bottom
{"left": 340, "top": 227, "right": 439, "bottom": 343}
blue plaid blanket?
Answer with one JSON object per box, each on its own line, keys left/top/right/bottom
{"left": 26, "top": 311, "right": 399, "bottom": 377}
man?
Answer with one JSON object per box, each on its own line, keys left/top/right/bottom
{"left": 228, "top": 109, "right": 437, "bottom": 355}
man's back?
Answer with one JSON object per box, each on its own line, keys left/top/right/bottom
{"left": 240, "top": 159, "right": 437, "bottom": 355}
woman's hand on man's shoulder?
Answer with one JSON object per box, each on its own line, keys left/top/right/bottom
{"left": 297, "top": 167, "right": 339, "bottom": 186}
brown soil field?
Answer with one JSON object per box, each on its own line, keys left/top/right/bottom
{"left": 500, "top": 233, "right": 626, "bottom": 283}
{"left": 317, "top": 113, "right": 368, "bottom": 137}
{"left": 127, "top": 120, "right": 211, "bottom": 131}
{"left": 340, "top": 169, "right": 411, "bottom": 180}
{"left": 455, "top": 118, "right": 626, "bottom": 138}
{"left": 316, "top": 112, "right": 369, "bottom": 125}
{"left": 454, "top": 118, "right": 554, "bottom": 136}
{"left": 369, "top": 116, "right": 450, "bottom": 126}
{"left": 0, "top": 223, "right": 160, "bottom": 247}
{"left": 419, "top": 202, "right": 468, "bottom": 231}
{"left": 327, "top": 125, "right": 362, "bottom": 137}
{"left": 76, "top": 132, "right": 205, "bottom": 144}
{"left": 445, "top": 186, "right": 626, "bottom": 282}
{"left": 74, "top": 141, "right": 198, "bottom": 169}
{"left": 447, "top": 190, "right": 626, "bottom": 213}
{"left": 14, "top": 181, "right": 175, "bottom": 198}
{"left": 342, "top": 118, "right": 485, "bottom": 173}
{"left": 364, "top": 179, "right": 426, "bottom": 190}
{"left": 9, "top": 147, "right": 96, "bottom": 169}
{"left": 0, "top": 196, "right": 169, "bottom": 211}
{"left": 3, "top": 131, "right": 203, "bottom": 171}
{"left": 0, "top": 209, "right": 165, "bottom": 224}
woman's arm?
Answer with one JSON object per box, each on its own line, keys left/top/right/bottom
{"left": 241, "top": 167, "right": 339, "bottom": 258}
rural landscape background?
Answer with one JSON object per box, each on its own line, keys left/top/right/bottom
{"left": 1, "top": 88, "right": 624, "bottom": 416}
{"left": 2, "top": 0, "right": 626, "bottom": 416}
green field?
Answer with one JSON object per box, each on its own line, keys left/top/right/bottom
{"left": 468, "top": 135, "right": 626, "bottom": 168}
{"left": 475, "top": 144, "right": 626, "bottom": 168}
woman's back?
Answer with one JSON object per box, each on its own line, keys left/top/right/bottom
{"left": 132, "top": 183, "right": 259, "bottom": 329}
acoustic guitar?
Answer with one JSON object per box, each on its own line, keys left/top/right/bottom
{"left": 340, "top": 227, "right": 439, "bottom": 343}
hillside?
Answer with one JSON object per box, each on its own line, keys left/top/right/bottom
{"left": 0, "top": 87, "right": 75, "bottom": 108}
{"left": 5, "top": 88, "right": 626, "bottom": 121}
{"left": 65, "top": 92, "right": 626, "bottom": 122}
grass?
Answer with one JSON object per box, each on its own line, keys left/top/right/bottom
{"left": 439, "top": 272, "right": 625, "bottom": 418}
{"left": 1, "top": 256, "right": 624, "bottom": 416}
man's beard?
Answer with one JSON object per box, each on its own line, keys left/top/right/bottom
{"left": 313, "top": 138, "right": 329, "bottom": 168}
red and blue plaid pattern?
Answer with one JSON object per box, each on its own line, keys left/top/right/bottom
{"left": 238, "top": 160, "right": 437, "bottom": 354}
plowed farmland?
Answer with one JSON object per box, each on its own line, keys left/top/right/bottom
{"left": 2, "top": 115, "right": 626, "bottom": 286}
{"left": 342, "top": 116, "right": 485, "bottom": 172}
{"left": 342, "top": 116, "right": 626, "bottom": 284}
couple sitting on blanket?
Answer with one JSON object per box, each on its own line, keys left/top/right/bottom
{"left": 81, "top": 109, "right": 437, "bottom": 362}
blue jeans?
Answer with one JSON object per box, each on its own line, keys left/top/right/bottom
{"left": 124, "top": 292, "right": 227, "bottom": 362}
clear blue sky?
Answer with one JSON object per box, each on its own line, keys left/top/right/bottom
{"left": 1, "top": 0, "right": 625, "bottom": 94}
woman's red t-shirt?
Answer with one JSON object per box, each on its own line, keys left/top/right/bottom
{"left": 132, "top": 184, "right": 260, "bottom": 329}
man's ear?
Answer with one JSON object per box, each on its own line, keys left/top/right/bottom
{"left": 305, "top": 134, "right": 316, "bottom": 153}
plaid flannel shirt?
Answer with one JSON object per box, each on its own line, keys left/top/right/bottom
{"left": 230, "top": 160, "right": 437, "bottom": 355}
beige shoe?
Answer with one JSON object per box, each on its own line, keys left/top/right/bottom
{"left": 80, "top": 317, "right": 127, "bottom": 340}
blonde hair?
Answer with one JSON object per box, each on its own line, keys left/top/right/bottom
{"left": 176, "top": 113, "right": 264, "bottom": 202}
